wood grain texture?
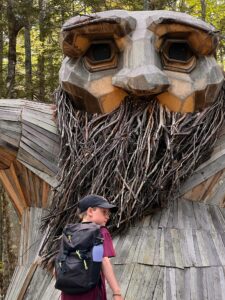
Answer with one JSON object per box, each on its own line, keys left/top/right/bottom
{"left": 17, "top": 207, "right": 46, "bottom": 266}
{"left": 4, "top": 197, "right": 225, "bottom": 300}
{"left": 181, "top": 122, "right": 225, "bottom": 202}
{"left": 0, "top": 160, "right": 51, "bottom": 217}
{"left": 0, "top": 99, "right": 59, "bottom": 179}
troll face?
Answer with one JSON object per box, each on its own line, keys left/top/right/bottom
{"left": 41, "top": 10, "right": 225, "bottom": 256}
{"left": 59, "top": 10, "right": 223, "bottom": 114}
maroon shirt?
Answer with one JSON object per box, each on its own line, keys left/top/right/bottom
{"left": 61, "top": 226, "right": 116, "bottom": 300}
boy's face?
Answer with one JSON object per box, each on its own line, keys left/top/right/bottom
{"left": 88, "top": 207, "right": 111, "bottom": 226}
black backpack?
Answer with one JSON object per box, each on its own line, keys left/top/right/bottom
{"left": 55, "top": 222, "right": 104, "bottom": 294}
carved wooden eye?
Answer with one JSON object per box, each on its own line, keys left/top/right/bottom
{"left": 160, "top": 39, "right": 196, "bottom": 73}
{"left": 167, "top": 42, "right": 194, "bottom": 62}
{"left": 83, "top": 40, "right": 118, "bottom": 72}
{"left": 86, "top": 43, "right": 112, "bottom": 61}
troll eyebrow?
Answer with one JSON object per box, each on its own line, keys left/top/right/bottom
{"left": 146, "top": 11, "right": 217, "bottom": 33}
{"left": 146, "top": 14, "right": 219, "bottom": 56}
{"left": 62, "top": 15, "right": 136, "bottom": 37}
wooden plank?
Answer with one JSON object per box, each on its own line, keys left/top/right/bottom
{"left": 151, "top": 228, "right": 162, "bottom": 266}
{"left": 24, "top": 104, "right": 55, "bottom": 115}
{"left": 183, "top": 170, "right": 224, "bottom": 204}
{"left": 5, "top": 266, "right": 24, "bottom": 299}
{"left": 206, "top": 267, "right": 216, "bottom": 300}
{"left": 18, "top": 146, "right": 57, "bottom": 177}
{"left": 181, "top": 149, "right": 225, "bottom": 194}
{"left": 22, "top": 120, "right": 59, "bottom": 143}
{"left": 164, "top": 229, "right": 175, "bottom": 267}
{"left": 195, "top": 231, "right": 210, "bottom": 267}
{"left": 22, "top": 266, "right": 52, "bottom": 299}
{"left": 182, "top": 200, "right": 197, "bottom": 229}
{"left": 184, "top": 229, "right": 197, "bottom": 267}
{"left": 0, "top": 110, "right": 22, "bottom": 121}
{"left": 10, "top": 162, "right": 28, "bottom": 208}
{"left": 137, "top": 228, "right": 158, "bottom": 266}
{"left": 192, "top": 202, "right": 211, "bottom": 231}
{"left": 0, "top": 120, "right": 22, "bottom": 133}
{"left": 219, "top": 267, "right": 225, "bottom": 300}
{"left": 42, "top": 181, "right": 50, "bottom": 208}
{"left": 40, "top": 277, "right": 61, "bottom": 299}
{"left": 20, "top": 135, "right": 58, "bottom": 165}
{"left": 17, "top": 263, "right": 38, "bottom": 300}
{"left": 192, "top": 230, "right": 202, "bottom": 267}
{"left": 211, "top": 231, "right": 225, "bottom": 265}
{"left": 0, "top": 147, "right": 16, "bottom": 169}
{"left": 20, "top": 208, "right": 30, "bottom": 265}
{"left": 0, "top": 130, "right": 20, "bottom": 147}
{"left": 22, "top": 124, "right": 59, "bottom": 156}
{"left": 152, "top": 268, "right": 164, "bottom": 300}
{"left": 19, "top": 138, "right": 58, "bottom": 172}
{"left": 27, "top": 170, "right": 38, "bottom": 207}
{"left": 171, "top": 229, "right": 184, "bottom": 269}
{"left": 159, "top": 204, "right": 171, "bottom": 228}
{"left": 18, "top": 159, "right": 58, "bottom": 188}
{"left": 113, "top": 227, "right": 139, "bottom": 264}
{"left": 175, "top": 269, "right": 185, "bottom": 300}
{"left": 201, "top": 230, "right": 221, "bottom": 266}
{"left": 15, "top": 161, "right": 31, "bottom": 207}
{"left": 190, "top": 267, "right": 202, "bottom": 300}
{"left": 0, "top": 170, "right": 24, "bottom": 216}
{"left": 208, "top": 205, "right": 224, "bottom": 233}
{"left": 35, "top": 175, "right": 42, "bottom": 207}
{"left": 168, "top": 268, "right": 176, "bottom": 300}
{"left": 146, "top": 267, "right": 161, "bottom": 300}
{"left": 179, "top": 229, "right": 191, "bottom": 267}
{"left": 0, "top": 99, "right": 26, "bottom": 107}
{"left": 213, "top": 267, "right": 223, "bottom": 300}
{"left": 204, "top": 173, "right": 225, "bottom": 207}
{"left": 22, "top": 110, "right": 57, "bottom": 134}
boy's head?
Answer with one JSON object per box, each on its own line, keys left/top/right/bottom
{"left": 78, "top": 194, "right": 117, "bottom": 225}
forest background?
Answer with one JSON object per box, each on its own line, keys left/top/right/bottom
{"left": 1, "top": 0, "right": 225, "bottom": 297}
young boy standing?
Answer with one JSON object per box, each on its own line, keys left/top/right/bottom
{"left": 61, "top": 194, "right": 124, "bottom": 300}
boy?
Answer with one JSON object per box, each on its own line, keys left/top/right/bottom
{"left": 61, "top": 194, "right": 124, "bottom": 300}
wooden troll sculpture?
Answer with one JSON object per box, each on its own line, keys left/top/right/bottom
{"left": 1, "top": 10, "right": 225, "bottom": 300}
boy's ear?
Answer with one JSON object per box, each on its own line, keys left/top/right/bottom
{"left": 87, "top": 207, "right": 93, "bottom": 216}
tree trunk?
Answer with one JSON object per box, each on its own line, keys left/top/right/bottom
{"left": 0, "top": 185, "right": 3, "bottom": 297}
{"left": 200, "top": 0, "right": 206, "bottom": 21}
{"left": 38, "top": 0, "right": 46, "bottom": 101}
{"left": 0, "top": 3, "right": 4, "bottom": 98}
{"left": 6, "top": 0, "right": 24, "bottom": 98}
{"left": 24, "top": 23, "right": 33, "bottom": 99}
{"left": 1, "top": 185, "right": 16, "bottom": 296}
{"left": 143, "top": 0, "right": 149, "bottom": 10}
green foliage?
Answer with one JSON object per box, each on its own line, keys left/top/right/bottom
{"left": 0, "top": 0, "right": 225, "bottom": 102}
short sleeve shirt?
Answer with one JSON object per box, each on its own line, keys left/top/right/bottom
{"left": 61, "top": 226, "right": 116, "bottom": 300}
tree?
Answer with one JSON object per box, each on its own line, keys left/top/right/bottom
{"left": 6, "top": 0, "right": 24, "bottom": 97}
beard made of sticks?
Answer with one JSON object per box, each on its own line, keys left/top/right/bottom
{"left": 40, "top": 85, "right": 225, "bottom": 263}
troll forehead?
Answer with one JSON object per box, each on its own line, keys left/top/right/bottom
{"left": 62, "top": 10, "right": 216, "bottom": 32}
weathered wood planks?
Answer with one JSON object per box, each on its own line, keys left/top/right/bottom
{"left": 0, "top": 99, "right": 59, "bottom": 179}
{"left": 3, "top": 198, "right": 225, "bottom": 299}
{"left": 112, "top": 199, "right": 225, "bottom": 269}
{"left": 0, "top": 161, "right": 51, "bottom": 217}
{"left": 106, "top": 198, "right": 225, "bottom": 300}
{"left": 18, "top": 207, "right": 46, "bottom": 265}
{"left": 180, "top": 122, "right": 225, "bottom": 207}
{"left": 4, "top": 264, "right": 38, "bottom": 300}
{"left": 107, "top": 265, "right": 225, "bottom": 300}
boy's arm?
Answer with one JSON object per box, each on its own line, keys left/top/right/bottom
{"left": 102, "top": 257, "right": 124, "bottom": 300}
